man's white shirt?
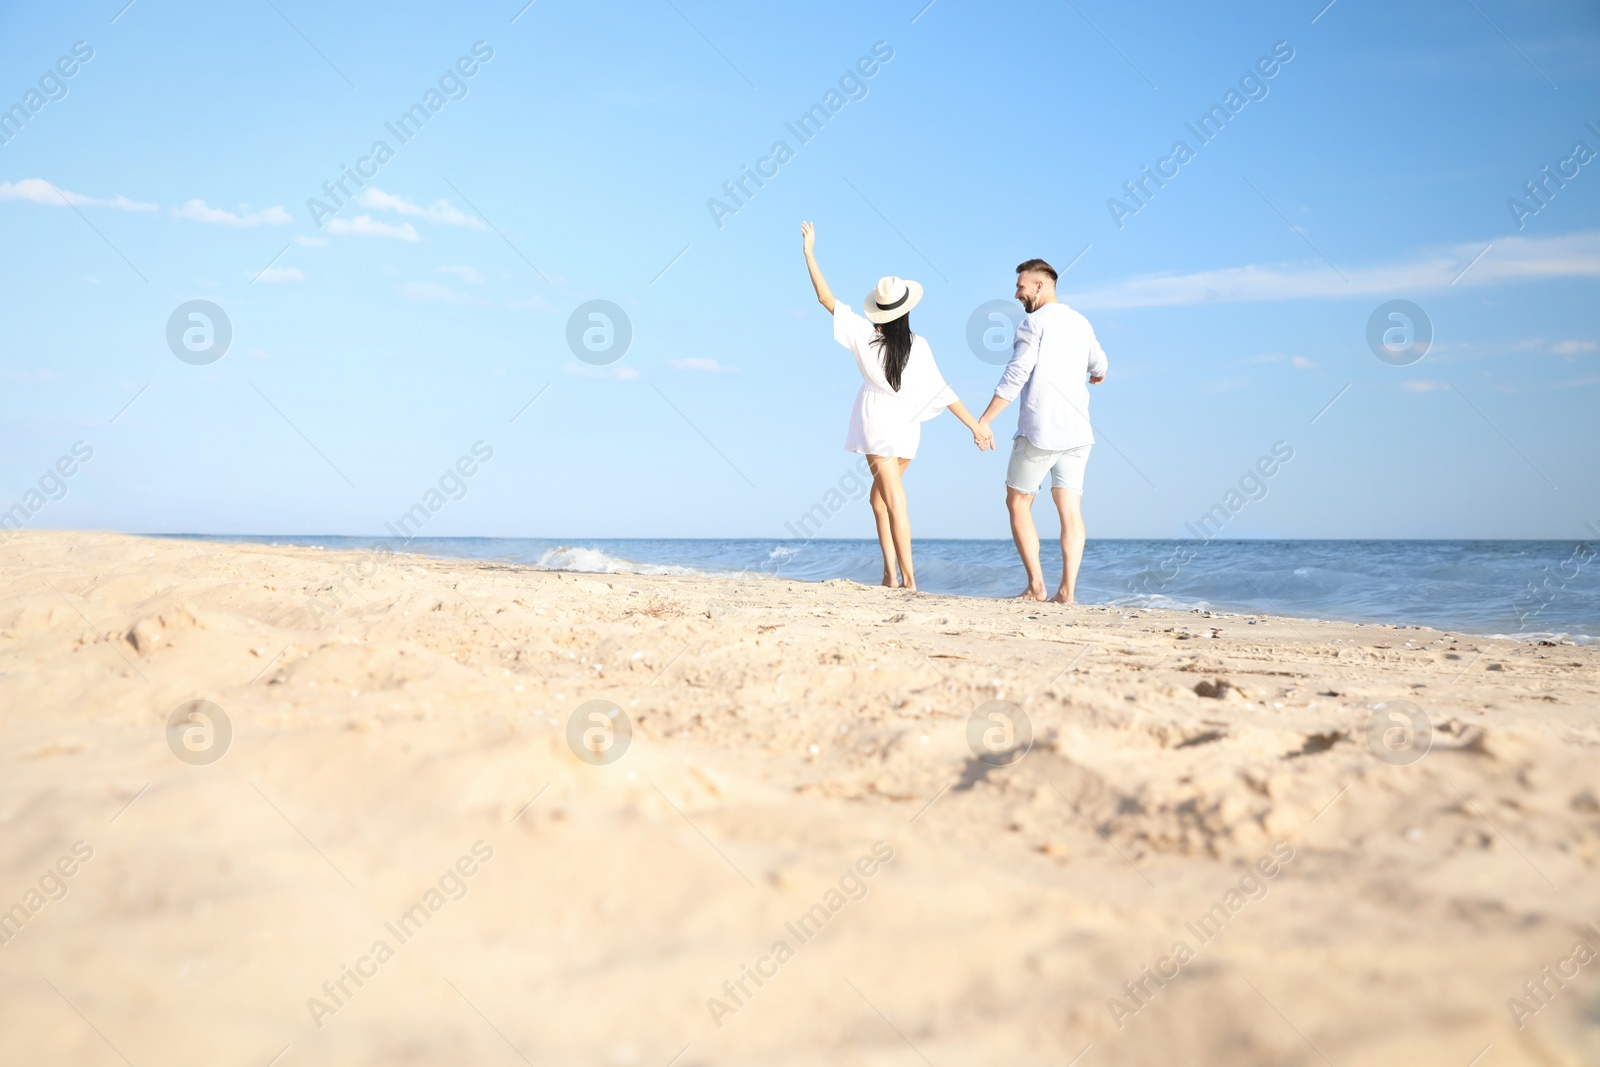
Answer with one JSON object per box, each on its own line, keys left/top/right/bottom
{"left": 993, "top": 301, "right": 1108, "bottom": 451}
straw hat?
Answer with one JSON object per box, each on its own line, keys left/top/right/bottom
{"left": 863, "top": 276, "right": 923, "bottom": 324}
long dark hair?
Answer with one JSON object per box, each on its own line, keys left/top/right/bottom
{"left": 870, "top": 314, "right": 913, "bottom": 392}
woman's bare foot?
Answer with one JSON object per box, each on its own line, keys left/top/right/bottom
{"left": 1015, "top": 585, "right": 1047, "bottom": 602}
{"left": 881, "top": 573, "right": 902, "bottom": 588}
{"left": 1049, "top": 589, "right": 1075, "bottom": 604}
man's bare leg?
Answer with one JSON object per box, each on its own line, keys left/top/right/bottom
{"left": 869, "top": 455, "right": 917, "bottom": 592}
{"left": 1049, "top": 487, "right": 1086, "bottom": 604}
{"left": 868, "top": 477, "right": 900, "bottom": 587}
{"left": 1006, "top": 486, "right": 1047, "bottom": 601}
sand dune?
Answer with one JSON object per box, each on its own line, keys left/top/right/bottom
{"left": 1, "top": 531, "right": 1596, "bottom": 1065}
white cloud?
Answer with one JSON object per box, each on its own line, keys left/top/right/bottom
{"left": 1064, "top": 230, "right": 1600, "bottom": 309}
{"left": 669, "top": 357, "right": 739, "bottom": 374}
{"left": 0, "top": 179, "right": 155, "bottom": 212}
{"left": 1507, "top": 337, "right": 1595, "bottom": 359}
{"left": 360, "top": 188, "right": 486, "bottom": 230}
{"left": 437, "top": 264, "right": 484, "bottom": 284}
{"left": 567, "top": 362, "right": 639, "bottom": 381}
{"left": 256, "top": 267, "right": 304, "bottom": 283}
{"left": 396, "top": 280, "right": 491, "bottom": 307}
{"left": 295, "top": 235, "right": 330, "bottom": 247}
{"left": 1401, "top": 380, "right": 1448, "bottom": 392}
{"left": 171, "top": 199, "right": 291, "bottom": 227}
{"left": 1291, "top": 356, "right": 1316, "bottom": 369}
{"left": 325, "top": 215, "right": 419, "bottom": 241}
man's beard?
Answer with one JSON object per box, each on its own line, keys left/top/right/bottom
{"left": 1019, "top": 295, "right": 1036, "bottom": 312}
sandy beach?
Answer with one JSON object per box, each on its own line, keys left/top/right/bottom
{"left": 1, "top": 530, "right": 1597, "bottom": 1066}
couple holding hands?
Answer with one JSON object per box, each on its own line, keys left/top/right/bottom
{"left": 800, "top": 221, "right": 1108, "bottom": 603}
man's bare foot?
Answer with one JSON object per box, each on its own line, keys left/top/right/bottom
{"left": 1049, "top": 589, "right": 1075, "bottom": 604}
{"left": 1014, "top": 585, "right": 1047, "bottom": 602}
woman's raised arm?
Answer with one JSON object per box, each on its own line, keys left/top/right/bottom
{"left": 800, "top": 221, "right": 837, "bottom": 313}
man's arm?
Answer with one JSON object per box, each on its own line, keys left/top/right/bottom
{"left": 1087, "top": 327, "right": 1108, "bottom": 385}
{"left": 978, "top": 393, "right": 1011, "bottom": 425}
{"left": 981, "top": 313, "right": 1038, "bottom": 425}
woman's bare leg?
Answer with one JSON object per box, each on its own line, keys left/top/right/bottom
{"left": 868, "top": 477, "right": 900, "bottom": 587}
{"left": 868, "top": 455, "right": 916, "bottom": 592}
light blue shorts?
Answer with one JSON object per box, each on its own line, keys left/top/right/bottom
{"left": 1006, "top": 437, "right": 1092, "bottom": 494}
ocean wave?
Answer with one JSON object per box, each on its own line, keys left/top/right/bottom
{"left": 533, "top": 546, "right": 702, "bottom": 577}
{"left": 1481, "top": 631, "right": 1598, "bottom": 645}
{"left": 1104, "top": 592, "right": 1214, "bottom": 613}
{"left": 176, "top": 535, "right": 1598, "bottom": 637}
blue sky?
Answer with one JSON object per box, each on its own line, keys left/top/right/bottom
{"left": 1, "top": 0, "right": 1596, "bottom": 542}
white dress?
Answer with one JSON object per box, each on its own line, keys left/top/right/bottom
{"left": 833, "top": 303, "right": 958, "bottom": 459}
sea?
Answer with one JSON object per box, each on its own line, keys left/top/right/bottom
{"left": 172, "top": 536, "right": 1598, "bottom": 642}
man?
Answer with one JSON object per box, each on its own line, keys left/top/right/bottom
{"left": 978, "top": 258, "right": 1108, "bottom": 604}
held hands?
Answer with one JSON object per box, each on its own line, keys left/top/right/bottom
{"left": 948, "top": 401, "right": 996, "bottom": 452}
{"left": 801, "top": 220, "right": 816, "bottom": 257}
{"left": 1089, "top": 374, "right": 1105, "bottom": 385}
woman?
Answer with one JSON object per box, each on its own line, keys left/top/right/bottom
{"left": 801, "top": 221, "right": 993, "bottom": 592}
